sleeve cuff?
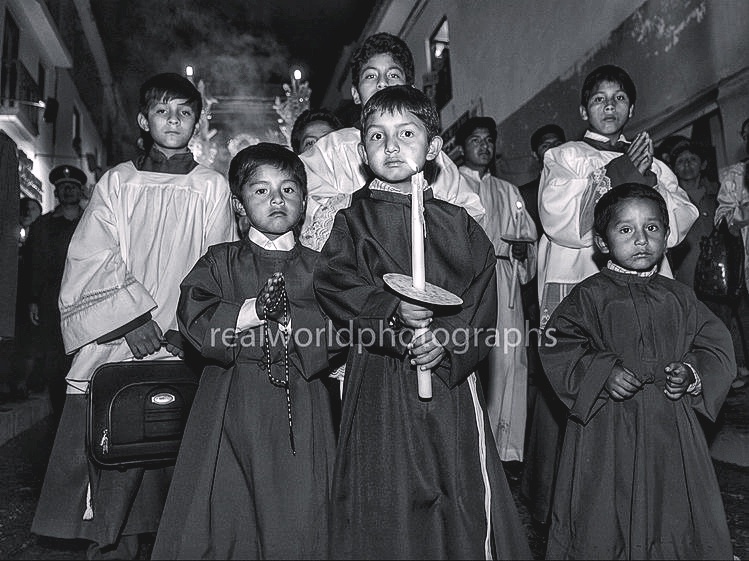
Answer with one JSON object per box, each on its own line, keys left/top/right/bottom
{"left": 605, "top": 154, "right": 656, "bottom": 187}
{"left": 96, "top": 312, "right": 152, "bottom": 344}
{"left": 237, "top": 298, "right": 293, "bottom": 332}
{"left": 236, "top": 298, "right": 262, "bottom": 332}
{"left": 684, "top": 362, "right": 702, "bottom": 395}
{"left": 163, "top": 329, "right": 186, "bottom": 351}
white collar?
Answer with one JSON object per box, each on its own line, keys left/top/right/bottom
{"left": 606, "top": 260, "right": 657, "bottom": 277}
{"left": 584, "top": 130, "right": 628, "bottom": 144}
{"left": 459, "top": 165, "right": 492, "bottom": 180}
{"left": 248, "top": 227, "right": 296, "bottom": 251}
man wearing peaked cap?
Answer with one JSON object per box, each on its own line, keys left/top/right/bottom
{"left": 49, "top": 164, "right": 87, "bottom": 188}
{"left": 24, "top": 164, "right": 85, "bottom": 419}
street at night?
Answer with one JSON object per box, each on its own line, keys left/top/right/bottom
{"left": 2, "top": 1, "right": 749, "bottom": 559}
{"left": 2, "top": 384, "right": 749, "bottom": 559}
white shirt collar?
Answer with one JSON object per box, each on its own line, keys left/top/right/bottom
{"left": 584, "top": 130, "right": 629, "bottom": 144}
{"left": 606, "top": 260, "right": 657, "bottom": 277}
{"left": 458, "top": 165, "right": 491, "bottom": 180}
{"left": 248, "top": 227, "right": 296, "bottom": 251}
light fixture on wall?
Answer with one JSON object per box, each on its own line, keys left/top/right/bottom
{"left": 0, "top": 96, "right": 58, "bottom": 123}
{"left": 0, "top": 97, "right": 45, "bottom": 107}
{"left": 43, "top": 98, "right": 58, "bottom": 123}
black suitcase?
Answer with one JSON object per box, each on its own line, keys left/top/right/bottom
{"left": 87, "top": 360, "right": 200, "bottom": 469}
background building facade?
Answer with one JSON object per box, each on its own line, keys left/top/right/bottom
{"left": 0, "top": 0, "right": 126, "bottom": 337}
{"left": 322, "top": 0, "right": 749, "bottom": 185}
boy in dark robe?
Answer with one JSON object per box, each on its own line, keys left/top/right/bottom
{"left": 152, "top": 143, "right": 336, "bottom": 559}
{"left": 540, "top": 183, "right": 735, "bottom": 560}
{"left": 314, "top": 85, "right": 531, "bottom": 560}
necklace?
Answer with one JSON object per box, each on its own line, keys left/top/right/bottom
{"left": 261, "top": 290, "right": 295, "bottom": 455}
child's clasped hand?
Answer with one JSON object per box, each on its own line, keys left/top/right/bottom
{"left": 663, "top": 362, "right": 695, "bottom": 400}
{"left": 605, "top": 363, "right": 644, "bottom": 400}
{"left": 625, "top": 131, "right": 654, "bottom": 175}
{"left": 256, "top": 272, "right": 287, "bottom": 324}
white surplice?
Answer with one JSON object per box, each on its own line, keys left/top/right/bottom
{"left": 538, "top": 138, "right": 698, "bottom": 324}
{"left": 58, "top": 162, "right": 237, "bottom": 394}
{"left": 460, "top": 166, "right": 537, "bottom": 461}
{"left": 299, "top": 127, "right": 485, "bottom": 250}
{"left": 716, "top": 161, "right": 749, "bottom": 283}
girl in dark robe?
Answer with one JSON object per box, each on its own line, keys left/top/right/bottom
{"left": 315, "top": 85, "right": 531, "bottom": 560}
{"left": 540, "top": 184, "right": 734, "bottom": 560}
{"left": 151, "top": 144, "right": 336, "bottom": 560}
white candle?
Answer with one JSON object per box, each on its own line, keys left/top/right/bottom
{"left": 508, "top": 200, "right": 524, "bottom": 310}
{"left": 409, "top": 164, "right": 426, "bottom": 291}
{"left": 406, "top": 159, "right": 431, "bottom": 399}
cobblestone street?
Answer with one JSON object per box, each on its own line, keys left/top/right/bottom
{"left": 1, "top": 385, "right": 748, "bottom": 560}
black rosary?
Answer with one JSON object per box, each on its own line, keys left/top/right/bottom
{"left": 261, "top": 284, "right": 295, "bottom": 455}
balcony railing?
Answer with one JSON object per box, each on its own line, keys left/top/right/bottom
{"left": 0, "top": 59, "right": 40, "bottom": 137}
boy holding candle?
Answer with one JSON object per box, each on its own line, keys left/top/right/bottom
{"left": 314, "top": 85, "right": 530, "bottom": 559}
{"left": 457, "top": 116, "right": 537, "bottom": 464}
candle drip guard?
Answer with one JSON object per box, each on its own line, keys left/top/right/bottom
{"left": 383, "top": 273, "right": 463, "bottom": 401}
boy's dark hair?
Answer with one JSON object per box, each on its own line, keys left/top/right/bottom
{"left": 530, "top": 124, "right": 566, "bottom": 154}
{"left": 669, "top": 141, "right": 708, "bottom": 165}
{"left": 360, "top": 85, "right": 441, "bottom": 140}
{"left": 20, "top": 197, "right": 42, "bottom": 215}
{"left": 580, "top": 64, "right": 637, "bottom": 107}
{"left": 290, "top": 109, "right": 343, "bottom": 154}
{"left": 594, "top": 183, "right": 669, "bottom": 241}
{"left": 139, "top": 72, "right": 203, "bottom": 117}
{"left": 456, "top": 116, "right": 497, "bottom": 148}
{"left": 228, "top": 142, "right": 307, "bottom": 199}
{"left": 654, "top": 134, "right": 689, "bottom": 162}
{"left": 350, "top": 32, "right": 415, "bottom": 89}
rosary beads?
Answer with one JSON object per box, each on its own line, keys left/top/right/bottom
{"left": 261, "top": 285, "right": 295, "bottom": 455}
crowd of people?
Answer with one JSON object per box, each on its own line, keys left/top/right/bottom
{"left": 3, "top": 30, "right": 747, "bottom": 560}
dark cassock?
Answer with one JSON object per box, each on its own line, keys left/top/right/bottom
{"left": 314, "top": 183, "right": 532, "bottom": 560}
{"left": 540, "top": 266, "right": 735, "bottom": 560}
{"left": 152, "top": 240, "right": 336, "bottom": 560}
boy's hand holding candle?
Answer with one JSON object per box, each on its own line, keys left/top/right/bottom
{"left": 382, "top": 159, "right": 462, "bottom": 400}
{"left": 396, "top": 301, "right": 446, "bottom": 371}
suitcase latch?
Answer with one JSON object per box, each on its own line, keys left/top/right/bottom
{"left": 100, "top": 428, "right": 109, "bottom": 455}
{"left": 151, "top": 393, "right": 176, "bottom": 405}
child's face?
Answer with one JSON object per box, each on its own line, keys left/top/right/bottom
{"left": 579, "top": 80, "right": 634, "bottom": 141}
{"left": 351, "top": 53, "right": 408, "bottom": 106}
{"left": 595, "top": 198, "right": 669, "bottom": 271}
{"left": 358, "top": 109, "right": 442, "bottom": 188}
{"left": 299, "top": 120, "right": 336, "bottom": 153}
{"left": 462, "top": 127, "right": 495, "bottom": 173}
{"left": 239, "top": 164, "right": 306, "bottom": 240}
{"left": 20, "top": 203, "right": 41, "bottom": 227}
{"left": 673, "top": 150, "right": 705, "bottom": 182}
{"left": 137, "top": 97, "right": 198, "bottom": 157}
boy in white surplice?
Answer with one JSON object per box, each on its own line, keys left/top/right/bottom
{"left": 32, "top": 72, "right": 236, "bottom": 559}
{"left": 456, "top": 116, "right": 537, "bottom": 463}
